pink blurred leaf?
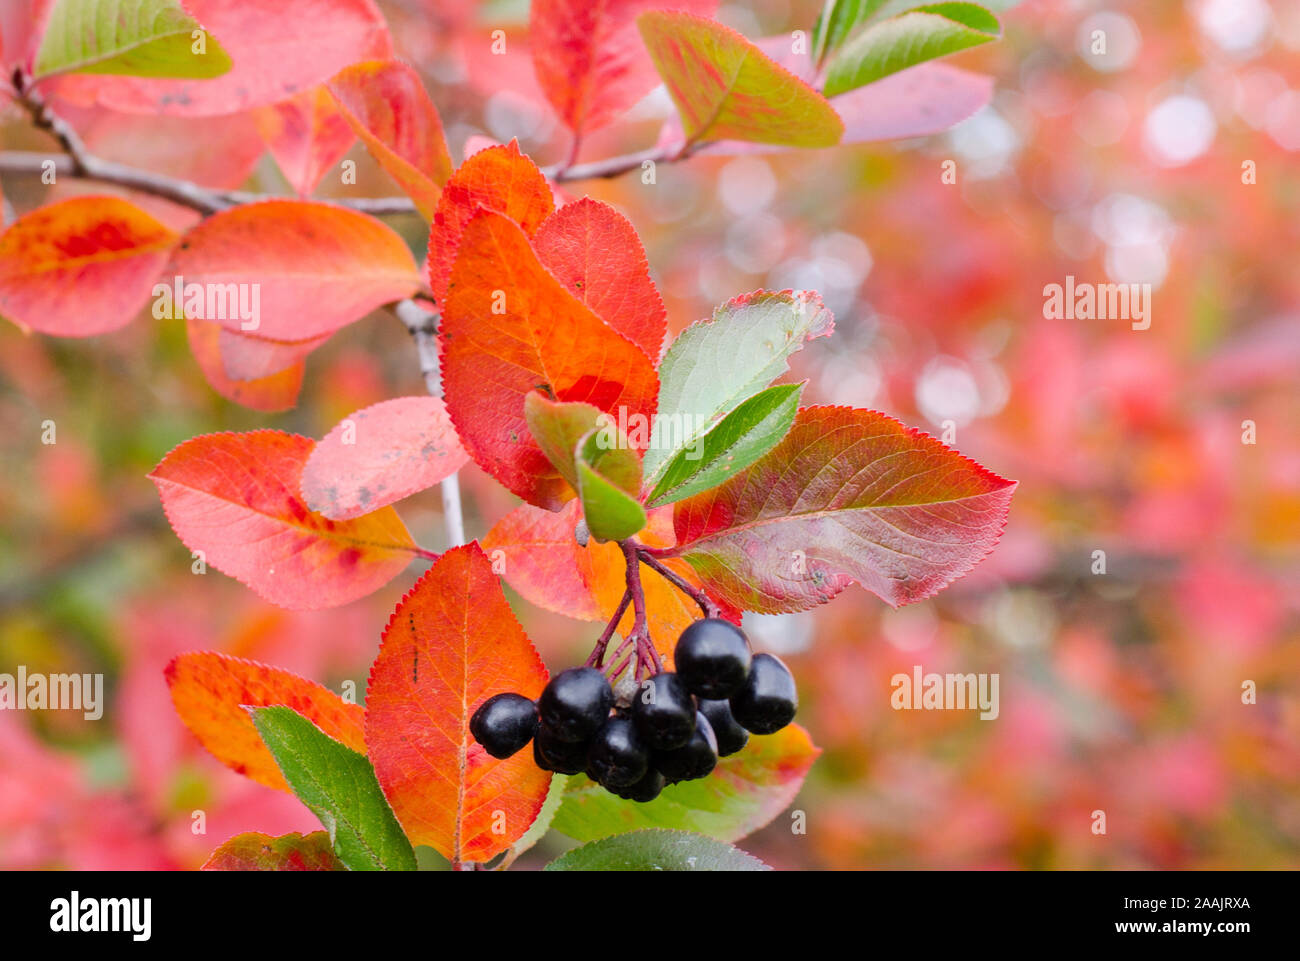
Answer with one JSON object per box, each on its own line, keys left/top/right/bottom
{"left": 300, "top": 396, "right": 469, "bottom": 521}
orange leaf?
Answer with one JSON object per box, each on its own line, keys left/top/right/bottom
{"left": 533, "top": 196, "right": 667, "bottom": 359}
{"left": 253, "top": 86, "right": 356, "bottom": 197}
{"left": 165, "top": 651, "right": 366, "bottom": 792}
{"left": 327, "top": 59, "right": 453, "bottom": 219}
{"left": 0, "top": 195, "right": 176, "bottom": 336}
{"left": 365, "top": 543, "right": 551, "bottom": 864}
{"left": 439, "top": 209, "right": 659, "bottom": 508}
{"left": 185, "top": 319, "right": 305, "bottom": 413}
{"left": 149, "top": 430, "right": 421, "bottom": 609}
{"left": 169, "top": 200, "right": 421, "bottom": 341}
{"left": 426, "top": 139, "right": 554, "bottom": 305}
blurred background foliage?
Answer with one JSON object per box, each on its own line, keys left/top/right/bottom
{"left": 1, "top": 0, "right": 1297, "bottom": 869}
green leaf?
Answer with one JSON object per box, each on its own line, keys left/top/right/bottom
{"left": 552, "top": 724, "right": 820, "bottom": 843}
{"left": 33, "top": 0, "right": 233, "bottom": 80}
{"left": 647, "top": 383, "right": 803, "bottom": 508}
{"left": 643, "top": 290, "right": 832, "bottom": 487}
{"left": 824, "top": 3, "right": 1000, "bottom": 97}
{"left": 811, "top": 0, "right": 889, "bottom": 67}
{"left": 544, "top": 829, "right": 769, "bottom": 871}
{"left": 249, "top": 705, "right": 417, "bottom": 872}
{"left": 575, "top": 429, "right": 646, "bottom": 542}
{"left": 512, "top": 773, "right": 568, "bottom": 858}
{"left": 524, "top": 391, "right": 602, "bottom": 493}
{"left": 637, "top": 10, "right": 843, "bottom": 148}
{"left": 872, "top": 0, "right": 1019, "bottom": 18}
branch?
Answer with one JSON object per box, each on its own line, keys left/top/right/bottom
{"left": 635, "top": 546, "right": 720, "bottom": 620}
{"left": 389, "top": 298, "right": 465, "bottom": 549}
{"left": 0, "top": 136, "right": 684, "bottom": 217}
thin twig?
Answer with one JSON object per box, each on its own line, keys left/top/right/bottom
{"left": 0, "top": 137, "right": 683, "bottom": 217}
{"left": 587, "top": 589, "right": 632, "bottom": 668}
{"left": 635, "top": 546, "right": 720, "bottom": 619}
{"left": 621, "top": 540, "right": 660, "bottom": 678}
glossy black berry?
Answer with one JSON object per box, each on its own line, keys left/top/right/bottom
{"left": 469, "top": 692, "right": 538, "bottom": 759}
{"left": 697, "top": 698, "right": 749, "bottom": 757}
{"left": 533, "top": 724, "right": 590, "bottom": 775}
{"left": 538, "top": 667, "right": 613, "bottom": 743}
{"left": 675, "top": 618, "right": 752, "bottom": 699}
{"left": 586, "top": 716, "right": 650, "bottom": 789}
{"left": 614, "top": 768, "right": 666, "bottom": 803}
{"left": 631, "top": 672, "right": 696, "bottom": 750}
{"left": 655, "top": 711, "right": 718, "bottom": 783}
{"left": 729, "top": 653, "right": 798, "bottom": 734}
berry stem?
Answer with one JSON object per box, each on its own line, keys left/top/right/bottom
{"left": 620, "top": 541, "right": 660, "bottom": 678}
{"left": 634, "top": 547, "right": 721, "bottom": 620}
{"left": 585, "top": 589, "right": 632, "bottom": 668}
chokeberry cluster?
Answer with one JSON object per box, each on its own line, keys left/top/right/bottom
{"left": 469, "top": 618, "right": 798, "bottom": 803}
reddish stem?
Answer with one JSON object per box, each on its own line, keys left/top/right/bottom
{"left": 635, "top": 548, "right": 720, "bottom": 619}
{"left": 586, "top": 589, "right": 631, "bottom": 668}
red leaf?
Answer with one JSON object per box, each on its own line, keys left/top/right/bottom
{"left": 300, "top": 396, "right": 469, "bottom": 521}
{"left": 165, "top": 651, "right": 366, "bottom": 792}
{"left": 439, "top": 209, "right": 659, "bottom": 508}
{"left": 0, "top": 196, "right": 176, "bottom": 336}
{"left": 483, "top": 499, "right": 601, "bottom": 621}
{"left": 529, "top": 0, "right": 718, "bottom": 137}
{"left": 425, "top": 140, "right": 554, "bottom": 305}
{"left": 185, "top": 319, "right": 305, "bottom": 413}
{"left": 365, "top": 543, "right": 551, "bottom": 864}
{"left": 201, "top": 831, "right": 344, "bottom": 870}
{"left": 253, "top": 86, "right": 357, "bottom": 197}
{"left": 672, "top": 406, "right": 1016, "bottom": 611}
{"left": 47, "top": 0, "right": 393, "bottom": 116}
{"left": 533, "top": 197, "right": 667, "bottom": 359}
{"left": 327, "top": 59, "right": 453, "bottom": 219}
{"left": 168, "top": 200, "right": 421, "bottom": 341}
{"left": 149, "top": 431, "right": 421, "bottom": 609}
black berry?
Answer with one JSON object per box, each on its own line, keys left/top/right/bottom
{"left": 631, "top": 672, "right": 696, "bottom": 750}
{"left": 533, "top": 724, "right": 589, "bottom": 774}
{"left": 614, "top": 768, "right": 666, "bottom": 803}
{"left": 675, "top": 618, "right": 752, "bottom": 699}
{"left": 697, "top": 698, "right": 749, "bottom": 757}
{"left": 655, "top": 711, "right": 718, "bottom": 783}
{"left": 729, "top": 653, "right": 797, "bottom": 734}
{"left": 469, "top": 692, "right": 537, "bottom": 759}
{"left": 586, "top": 716, "right": 650, "bottom": 789}
{"left": 538, "top": 666, "right": 613, "bottom": 742}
